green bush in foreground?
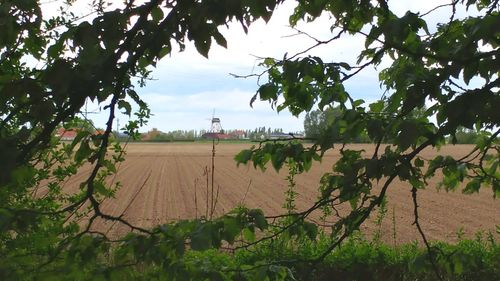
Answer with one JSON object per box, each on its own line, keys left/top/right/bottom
{"left": 178, "top": 231, "right": 499, "bottom": 281}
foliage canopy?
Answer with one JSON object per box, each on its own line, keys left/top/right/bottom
{"left": 0, "top": 0, "right": 499, "bottom": 280}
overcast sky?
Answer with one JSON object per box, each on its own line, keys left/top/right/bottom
{"left": 47, "top": 0, "right": 471, "bottom": 133}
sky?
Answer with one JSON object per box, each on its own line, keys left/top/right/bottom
{"left": 44, "top": 0, "right": 472, "bottom": 133}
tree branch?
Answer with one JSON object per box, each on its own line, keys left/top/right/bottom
{"left": 412, "top": 187, "right": 444, "bottom": 281}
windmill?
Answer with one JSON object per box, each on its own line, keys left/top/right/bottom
{"left": 81, "top": 98, "right": 101, "bottom": 121}
{"left": 206, "top": 109, "right": 223, "bottom": 133}
{"left": 73, "top": 98, "right": 101, "bottom": 132}
{"left": 202, "top": 109, "right": 224, "bottom": 139}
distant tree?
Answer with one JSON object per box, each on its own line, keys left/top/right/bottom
{"left": 450, "top": 127, "right": 482, "bottom": 144}
{"left": 305, "top": 107, "right": 370, "bottom": 142}
{"left": 303, "top": 107, "right": 341, "bottom": 138}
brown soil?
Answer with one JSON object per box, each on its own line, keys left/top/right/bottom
{"left": 65, "top": 142, "right": 499, "bottom": 244}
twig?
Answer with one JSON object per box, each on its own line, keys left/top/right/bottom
{"left": 392, "top": 205, "right": 397, "bottom": 247}
{"left": 411, "top": 187, "right": 444, "bottom": 281}
{"left": 210, "top": 138, "right": 216, "bottom": 220}
{"left": 288, "top": 28, "right": 346, "bottom": 61}
{"left": 205, "top": 166, "right": 209, "bottom": 218}
{"left": 240, "top": 180, "right": 252, "bottom": 205}
{"left": 104, "top": 170, "right": 152, "bottom": 236}
{"left": 211, "top": 184, "right": 221, "bottom": 218}
{"left": 420, "top": 2, "right": 454, "bottom": 17}
{"left": 194, "top": 178, "right": 199, "bottom": 219}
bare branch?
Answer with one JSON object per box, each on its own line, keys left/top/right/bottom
{"left": 412, "top": 187, "right": 444, "bottom": 281}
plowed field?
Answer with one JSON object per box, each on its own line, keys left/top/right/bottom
{"left": 67, "top": 143, "right": 499, "bottom": 244}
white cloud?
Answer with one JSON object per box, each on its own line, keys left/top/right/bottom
{"left": 135, "top": 88, "right": 304, "bottom": 132}
{"left": 142, "top": 89, "right": 270, "bottom": 112}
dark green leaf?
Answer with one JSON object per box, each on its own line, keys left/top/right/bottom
{"left": 235, "top": 149, "right": 253, "bottom": 165}
{"left": 151, "top": 6, "right": 164, "bottom": 23}
{"left": 463, "top": 179, "right": 480, "bottom": 194}
{"left": 249, "top": 209, "right": 267, "bottom": 230}
{"left": 118, "top": 100, "right": 132, "bottom": 116}
{"left": 194, "top": 38, "right": 211, "bottom": 58}
{"left": 75, "top": 140, "right": 92, "bottom": 162}
{"left": 303, "top": 221, "right": 318, "bottom": 240}
{"left": 190, "top": 224, "right": 212, "bottom": 251}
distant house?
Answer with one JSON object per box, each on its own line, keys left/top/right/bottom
{"left": 141, "top": 128, "right": 163, "bottom": 141}
{"left": 202, "top": 132, "right": 231, "bottom": 140}
{"left": 229, "top": 130, "right": 246, "bottom": 139}
{"left": 269, "top": 132, "right": 305, "bottom": 140}
{"left": 55, "top": 128, "right": 78, "bottom": 141}
{"left": 114, "top": 132, "right": 129, "bottom": 139}
{"left": 269, "top": 132, "right": 293, "bottom": 140}
{"left": 55, "top": 127, "right": 109, "bottom": 141}
{"left": 290, "top": 133, "right": 305, "bottom": 139}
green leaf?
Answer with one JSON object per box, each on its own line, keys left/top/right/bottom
{"left": 409, "top": 177, "right": 424, "bottom": 189}
{"left": 263, "top": 57, "right": 275, "bottom": 66}
{"left": 463, "top": 179, "right": 480, "bottom": 194}
{"left": 118, "top": 100, "right": 132, "bottom": 116}
{"left": 151, "top": 6, "right": 164, "bottom": 23}
{"left": 367, "top": 119, "right": 383, "bottom": 140}
{"left": 75, "top": 140, "right": 92, "bottom": 162}
{"left": 303, "top": 156, "right": 312, "bottom": 172}
{"left": 249, "top": 209, "right": 267, "bottom": 230}
{"left": 138, "top": 56, "right": 150, "bottom": 69}
{"left": 242, "top": 227, "right": 256, "bottom": 242}
{"left": 397, "top": 121, "right": 418, "bottom": 150}
{"left": 235, "top": 149, "right": 253, "bottom": 165}
{"left": 451, "top": 254, "right": 464, "bottom": 275}
{"left": 258, "top": 83, "right": 279, "bottom": 101}
{"left": 271, "top": 151, "right": 286, "bottom": 171}
{"left": 69, "top": 130, "right": 89, "bottom": 151}
{"left": 94, "top": 181, "right": 111, "bottom": 197}
{"left": 426, "top": 155, "right": 444, "bottom": 177}
{"left": 222, "top": 217, "right": 241, "bottom": 244}
{"left": 410, "top": 254, "right": 428, "bottom": 273}
{"left": 414, "top": 157, "right": 424, "bottom": 168}
{"left": 0, "top": 209, "right": 14, "bottom": 231}
{"left": 158, "top": 46, "right": 171, "bottom": 59}
{"left": 365, "top": 158, "right": 380, "bottom": 179}
{"left": 47, "top": 41, "right": 64, "bottom": 58}
{"left": 194, "top": 38, "right": 211, "bottom": 58}
{"left": 353, "top": 99, "right": 364, "bottom": 107}
{"left": 463, "top": 65, "right": 475, "bottom": 85}
{"left": 349, "top": 195, "right": 360, "bottom": 210}
{"left": 190, "top": 224, "right": 212, "bottom": 251}
{"left": 369, "top": 100, "right": 385, "bottom": 113}
{"left": 212, "top": 30, "right": 227, "bottom": 48}
{"left": 303, "top": 221, "right": 318, "bottom": 240}
{"left": 11, "top": 165, "right": 35, "bottom": 185}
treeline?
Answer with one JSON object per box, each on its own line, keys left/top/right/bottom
{"left": 245, "top": 127, "right": 298, "bottom": 139}
{"left": 449, "top": 127, "right": 485, "bottom": 144}
{"left": 141, "top": 127, "right": 295, "bottom": 141}
{"left": 304, "top": 108, "right": 486, "bottom": 144}
{"left": 304, "top": 107, "right": 370, "bottom": 143}
{"left": 144, "top": 129, "right": 199, "bottom": 141}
